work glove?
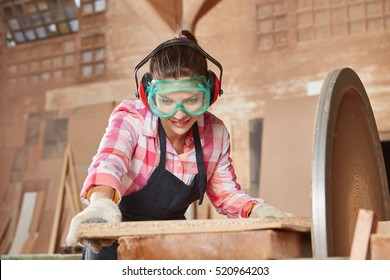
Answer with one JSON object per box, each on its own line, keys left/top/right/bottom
{"left": 66, "top": 198, "right": 122, "bottom": 253}
{"left": 249, "top": 203, "right": 293, "bottom": 218}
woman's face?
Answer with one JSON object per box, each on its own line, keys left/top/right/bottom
{"left": 160, "top": 105, "right": 201, "bottom": 138}
{"left": 150, "top": 76, "right": 209, "bottom": 138}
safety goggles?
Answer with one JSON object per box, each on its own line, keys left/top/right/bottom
{"left": 146, "top": 76, "right": 211, "bottom": 118}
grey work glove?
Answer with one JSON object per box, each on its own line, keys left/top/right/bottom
{"left": 249, "top": 204, "right": 293, "bottom": 218}
{"left": 66, "top": 198, "right": 122, "bottom": 253}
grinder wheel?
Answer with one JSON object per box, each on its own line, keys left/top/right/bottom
{"left": 311, "top": 68, "right": 390, "bottom": 259}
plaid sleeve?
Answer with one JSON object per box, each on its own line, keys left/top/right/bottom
{"left": 80, "top": 107, "right": 142, "bottom": 204}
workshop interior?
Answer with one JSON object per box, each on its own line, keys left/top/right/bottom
{"left": 0, "top": 0, "right": 389, "bottom": 260}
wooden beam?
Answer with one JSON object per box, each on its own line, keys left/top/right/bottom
{"left": 0, "top": 210, "right": 11, "bottom": 247}
{"left": 350, "top": 209, "right": 377, "bottom": 260}
{"left": 0, "top": 183, "right": 22, "bottom": 254}
{"left": 21, "top": 191, "right": 45, "bottom": 254}
{"left": 182, "top": 0, "right": 207, "bottom": 31}
{"left": 76, "top": 217, "right": 310, "bottom": 240}
{"left": 48, "top": 147, "right": 69, "bottom": 254}
{"left": 371, "top": 220, "right": 390, "bottom": 260}
{"left": 125, "top": 0, "right": 173, "bottom": 40}
{"left": 9, "top": 192, "right": 38, "bottom": 254}
{"left": 23, "top": 160, "right": 62, "bottom": 253}
{"left": 67, "top": 145, "right": 82, "bottom": 213}
{"left": 371, "top": 234, "right": 390, "bottom": 260}
{"left": 377, "top": 221, "right": 390, "bottom": 234}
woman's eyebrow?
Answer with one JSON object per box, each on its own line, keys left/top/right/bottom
{"left": 183, "top": 93, "right": 200, "bottom": 100}
{"left": 158, "top": 95, "right": 174, "bottom": 101}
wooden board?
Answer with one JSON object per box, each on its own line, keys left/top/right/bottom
{"left": 377, "top": 221, "right": 390, "bottom": 234}
{"left": 350, "top": 209, "right": 377, "bottom": 260}
{"left": 370, "top": 220, "right": 390, "bottom": 260}
{"left": 0, "top": 183, "right": 22, "bottom": 254}
{"left": 0, "top": 210, "right": 11, "bottom": 245}
{"left": 370, "top": 234, "right": 390, "bottom": 260}
{"left": 76, "top": 216, "right": 311, "bottom": 260}
{"left": 23, "top": 160, "right": 63, "bottom": 253}
{"left": 21, "top": 191, "right": 45, "bottom": 254}
{"left": 8, "top": 192, "right": 38, "bottom": 254}
{"left": 76, "top": 217, "right": 310, "bottom": 239}
{"left": 0, "top": 148, "right": 16, "bottom": 201}
{"left": 118, "top": 230, "right": 312, "bottom": 260}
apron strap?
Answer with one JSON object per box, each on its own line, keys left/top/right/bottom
{"left": 157, "top": 119, "right": 167, "bottom": 168}
{"left": 192, "top": 122, "right": 207, "bottom": 205}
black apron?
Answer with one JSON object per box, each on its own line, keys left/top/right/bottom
{"left": 83, "top": 120, "right": 207, "bottom": 260}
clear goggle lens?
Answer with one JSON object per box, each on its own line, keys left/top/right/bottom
{"left": 147, "top": 76, "right": 211, "bottom": 118}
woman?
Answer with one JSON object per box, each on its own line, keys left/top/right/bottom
{"left": 66, "top": 30, "right": 291, "bottom": 260}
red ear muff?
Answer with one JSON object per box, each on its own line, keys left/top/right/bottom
{"left": 207, "top": 70, "right": 222, "bottom": 105}
{"left": 138, "top": 73, "right": 153, "bottom": 109}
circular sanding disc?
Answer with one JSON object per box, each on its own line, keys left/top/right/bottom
{"left": 311, "top": 68, "right": 390, "bottom": 258}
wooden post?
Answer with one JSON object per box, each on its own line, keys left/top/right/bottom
{"left": 48, "top": 144, "right": 81, "bottom": 253}
{"left": 350, "top": 209, "right": 378, "bottom": 260}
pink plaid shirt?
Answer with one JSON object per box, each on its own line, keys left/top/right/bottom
{"left": 81, "top": 99, "right": 260, "bottom": 218}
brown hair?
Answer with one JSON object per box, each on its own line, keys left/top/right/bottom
{"left": 149, "top": 30, "right": 208, "bottom": 79}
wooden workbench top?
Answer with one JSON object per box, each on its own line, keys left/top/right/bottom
{"left": 76, "top": 217, "right": 311, "bottom": 239}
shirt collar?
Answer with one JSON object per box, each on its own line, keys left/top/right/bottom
{"left": 142, "top": 107, "right": 159, "bottom": 138}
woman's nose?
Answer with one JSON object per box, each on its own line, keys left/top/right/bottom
{"left": 173, "top": 108, "right": 188, "bottom": 119}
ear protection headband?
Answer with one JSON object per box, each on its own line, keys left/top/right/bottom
{"left": 134, "top": 39, "right": 223, "bottom": 109}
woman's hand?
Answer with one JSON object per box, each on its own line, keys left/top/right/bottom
{"left": 66, "top": 186, "right": 121, "bottom": 253}
{"left": 249, "top": 204, "right": 293, "bottom": 218}
{"left": 66, "top": 198, "right": 122, "bottom": 253}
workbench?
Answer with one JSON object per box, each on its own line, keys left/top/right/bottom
{"left": 77, "top": 217, "right": 312, "bottom": 260}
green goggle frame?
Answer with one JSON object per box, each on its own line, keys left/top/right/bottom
{"left": 146, "top": 76, "right": 211, "bottom": 118}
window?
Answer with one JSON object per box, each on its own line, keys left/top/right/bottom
{"left": 81, "top": 0, "right": 106, "bottom": 15}
{"left": 80, "top": 33, "right": 105, "bottom": 78}
{"left": 256, "top": 0, "right": 289, "bottom": 50}
{"left": 256, "top": 0, "right": 390, "bottom": 50}
{"left": 296, "top": 0, "right": 390, "bottom": 42}
{"left": 1, "top": 0, "right": 79, "bottom": 46}
{"left": 81, "top": 47, "right": 105, "bottom": 77}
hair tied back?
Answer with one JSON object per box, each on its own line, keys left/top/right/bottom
{"left": 177, "top": 34, "right": 188, "bottom": 39}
